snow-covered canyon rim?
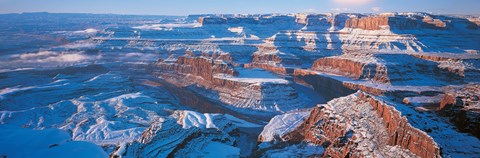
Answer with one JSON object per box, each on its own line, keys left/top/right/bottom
{"left": 0, "top": 12, "right": 479, "bottom": 158}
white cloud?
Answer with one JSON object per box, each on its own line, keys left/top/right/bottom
{"left": 333, "top": 0, "right": 373, "bottom": 5}
{"left": 371, "top": 7, "right": 382, "bottom": 12}
{"left": 16, "top": 51, "right": 94, "bottom": 63}
{"left": 1, "top": 51, "right": 102, "bottom": 69}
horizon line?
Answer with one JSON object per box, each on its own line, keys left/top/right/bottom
{"left": 1, "top": 11, "right": 479, "bottom": 17}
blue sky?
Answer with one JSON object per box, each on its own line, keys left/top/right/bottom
{"left": 0, "top": 0, "right": 478, "bottom": 15}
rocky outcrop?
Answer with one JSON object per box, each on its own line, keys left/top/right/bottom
{"left": 154, "top": 53, "right": 308, "bottom": 114}
{"left": 409, "top": 52, "right": 480, "bottom": 79}
{"left": 116, "top": 111, "right": 246, "bottom": 158}
{"left": 251, "top": 52, "right": 283, "bottom": 65}
{"left": 244, "top": 63, "right": 294, "bottom": 75}
{"left": 439, "top": 94, "right": 459, "bottom": 110}
{"left": 206, "top": 76, "right": 307, "bottom": 113}
{"left": 439, "top": 84, "right": 480, "bottom": 138}
{"left": 155, "top": 55, "right": 237, "bottom": 82}
{"left": 467, "top": 17, "right": 480, "bottom": 28}
{"left": 345, "top": 14, "right": 449, "bottom": 31}
{"left": 345, "top": 16, "right": 390, "bottom": 30}
{"left": 311, "top": 54, "right": 389, "bottom": 83}
{"left": 422, "top": 16, "right": 447, "bottom": 28}
{"left": 251, "top": 43, "right": 304, "bottom": 67}
{"left": 198, "top": 16, "right": 227, "bottom": 25}
{"left": 260, "top": 92, "right": 441, "bottom": 158}
{"left": 211, "top": 52, "right": 233, "bottom": 63}
{"left": 410, "top": 53, "right": 461, "bottom": 63}
{"left": 198, "top": 14, "right": 297, "bottom": 26}
{"left": 311, "top": 53, "right": 468, "bottom": 86}
{"left": 360, "top": 93, "right": 441, "bottom": 158}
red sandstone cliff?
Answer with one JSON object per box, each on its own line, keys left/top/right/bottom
{"left": 282, "top": 92, "right": 441, "bottom": 158}
{"left": 345, "top": 16, "right": 390, "bottom": 30}
{"left": 361, "top": 93, "right": 441, "bottom": 158}
{"left": 311, "top": 55, "right": 390, "bottom": 83}
{"left": 155, "top": 56, "right": 237, "bottom": 82}
{"left": 345, "top": 15, "right": 448, "bottom": 30}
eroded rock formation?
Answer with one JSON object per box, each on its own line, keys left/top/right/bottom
{"left": 345, "top": 16, "right": 390, "bottom": 30}
{"left": 258, "top": 92, "right": 441, "bottom": 158}
{"left": 345, "top": 14, "right": 449, "bottom": 31}
{"left": 311, "top": 54, "right": 389, "bottom": 83}
{"left": 439, "top": 84, "right": 480, "bottom": 138}
{"left": 154, "top": 53, "right": 308, "bottom": 114}
{"left": 156, "top": 55, "right": 237, "bottom": 82}
{"left": 115, "top": 111, "right": 248, "bottom": 157}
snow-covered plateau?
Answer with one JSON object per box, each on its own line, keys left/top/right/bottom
{"left": 0, "top": 12, "right": 479, "bottom": 158}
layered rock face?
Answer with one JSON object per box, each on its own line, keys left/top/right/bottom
{"left": 115, "top": 110, "right": 258, "bottom": 157}
{"left": 194, "top": 13, "right": 480, "bottom": 71}
{"left": 154, "top": 53, "right": 308, "bottom": 114}
{"left": 199, "top": 14, "right": 299, "bottom": 26}
{"left": 345, "top": 14, "right": 449, "bottom": 31}
{"left": 345, "top": 16, "right": 390, "bottom": 30}
{"left": 360, "top": 93, "right": 441, "bottom": 158}
{"left": 250, "top": 36, "right": 304, "bottom": 67}
{"left": 156, "top": 55, "right": 237, "bottom": 82}
{"left": 244, "top": 63, "right": 294, "bottom": 75}
{"left": 311, "top": 53, "right": 466, "bottom": 86}
{"left": 409, "top": 52, "right": 480, "bottom": 81}
{"left": 258, "top": 92, "right": 441, "bottom": 158}
{"left": 340, "top": 13, "right": 479, "bottom": 52}
{"left": 312, "top": 53, "right": 389, "bottom": 83}
{"left": 180, "top": 13, "right": 480, "bottom": 73}
{"left": 198, "top": 16, "right": 227, "bottom": 25}
{"left": 250, "top": 31, "right": 341, "bottom": 69}
{"left": 209, "top": 74, "right": 307, "bottom": 113}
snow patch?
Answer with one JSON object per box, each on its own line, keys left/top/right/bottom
{"left": 0, "top": 125, "right": 108, "bottom": 158}
{"left": 259, "top": 110, "right": 310, "bottom": 143}
{"left": 73, "top": 28, "right": 99, "bottom": 34}
{"left": 228, "top": 27, "right": 244, "bottom": 34}
{"left": 132, "top": 23, "right": 200, "bottom": 30}
{"left": 175, "top": 110, "right": 261, "bottom": 129}
{"left": 199, "top": 142, "right": 240, "bottom": 158}
{"left": 0, "top": 86, "right": 36, "bottom": 100}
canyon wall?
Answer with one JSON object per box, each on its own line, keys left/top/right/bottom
{"left": 154, "top": 54, "right": 308, "bottom": 113}
{"left": 345, "top": 16, "right": 390, "bottom": 30}
{"left": 156, "top": 56, "right": 237, "bottom": 82}
{"left": 359, "top": 93, "right": 441, "bottom": 158}
{"left": 276, "top": 92, "right": 441, "bottom": 158}
{"left": 311, "top": 55, "right": 389, "bottom": 83}
{"left": 345, "top": 15, "right": 448, "bottom": 31}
